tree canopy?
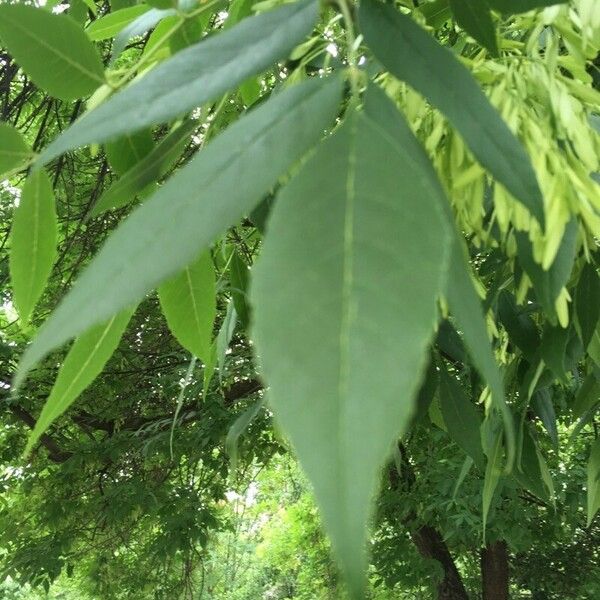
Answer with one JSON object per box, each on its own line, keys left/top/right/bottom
{"left": 0, "top": 0, "right": 599, "bottom": 598}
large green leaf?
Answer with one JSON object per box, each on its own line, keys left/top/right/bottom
{"left": 251, "top": 111, "right": 451, "bottom": 595}
{"left": 587, "top": 438, "right": 600, "bottom": 526}
{"left": 24, "top": 308, "right": 135, "bottom": 457}
{"left": 0, "top": 4, "right": 105, "bottom": 101}
{"left": 488, "top": 0, "right": 568, "bottom": 14}
{"left": 575, "top": 262, "right": 600, "bottom": 350}
{"left": 9, "top": 170, "right": 58, "bottom": 323}
{"left": 359, "top": 0, "right": 545, "bottom": 227}
{"left": 158, "top": 251, "right": 216, "bottom": 362}
{"left": 449, "top": 0, "right": 498, "bottom": 55}
{"left": 86, "top": 5, "right": 150, "bottom": 40}
{"left": 38, "top": 0, "right": 319, "bottom": 165}
{"left": 15, "top": 76, "right": 342, "bottom": 390}
{"left": 92, "top": 120, "right": 196, "bottom": 216}
{"left": 439, "top": 367, "right": 485, "bottom": 468}
{"left": 363, "top": 84, "right": 515, "bottom": 466}
{"left": 0, "top": 124, "right": 31, "bottom": 178}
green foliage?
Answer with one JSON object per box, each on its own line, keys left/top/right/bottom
{"left": 9, "top": 170, "right": 57, "bottom": 323}
{"left": 0, "top": 4, "right": 104, "bottom": 100}
{"left": 1, "top": 0, "right": 599, "bottom": 597}
{"left": 0, "top": 123, "right": 30, "bottom": 178}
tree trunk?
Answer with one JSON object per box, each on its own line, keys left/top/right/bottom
{"left": 481, "top": 540, "right": 509, "bottom": 600}
{"left": 410, "top": 525, "right": 470, "bottom": 600}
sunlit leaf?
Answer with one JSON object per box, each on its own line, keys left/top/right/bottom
{"left": 0, "top": 124, "right": 31, "bottom": 178}
{"left": 9, "top": 170, "right": 58, "bottom": 323}
{"left": 158, "top": 251, "right": 216, "bottom": 362}
{"left": 0, "top": 4, "right": 105, "bottom": 100}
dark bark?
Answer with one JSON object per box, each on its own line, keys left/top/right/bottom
{"left": 411, "top": 525, "right": 470, "bottom": 600}
{"left": 481, "top": 540, "right": 509, "bottom": 600}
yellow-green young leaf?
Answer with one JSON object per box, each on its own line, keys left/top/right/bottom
{"left": 92, "top": 120, "right": 196, "bottom": 216}
{"left": 449, "top": 0, "right": 498, "bottom": 55}
{"left": 0, "top": 5, "right": 105, "bottom": 101}
{"left": 24, "top": 308, "right": 135, "bottom": 457}
{"left": 9, "top": 170, "right": 58, "bottom": 323}
{"left": 587, "top": 438, "right": 600, "bottom": 526}
{"left": 362, "top": 85, "right": 515, "bottom": 468}
{"left": 251, "top": 111, "right": 451, "bottom": 596}
{"left": 359, "top": 0, "right": 545, "bottom": 227}
{"left": 488, "top": 0, "right": 568, "bottom": 14}
{"left": 439, "top": 367, "right": 485, "bottom": 468}
{"left": 158, "top": 251, "right": 216, "bottom": 362}
{"left": 86, "top": 5, "right": 150, "bottom": 40}
{"left": 15, "top": 76, "right": 343, "bottom": 391}
{"left": 38, "top": 0, "right": 319, "bottom": 165}
{"left": 0, "top": 124, "right": 31, "bottom": 178}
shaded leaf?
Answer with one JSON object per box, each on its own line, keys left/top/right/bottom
{"left": 226, "top": 398, "right": 264, "bottom": 471}
{"left": 498, "top": 290, "right": 540, "bottom": 361}
{"left": 572, "top": 373, "right": 600, "bottom": 420}
{"left": 515, "top": 218, "right": 578, "bottom": 320}
{"left": 0, "top": 4, "right": 105, "bottom": 100}
{"left": 482, "top": 418, "right": 504, "bottom": 534}
{"left": 419, "top": 0, "right": 451, "bottom": 29}
{"left": 230, "top": 250, "right": 251, "bottom": 329}
{"left": 587, "top": 438, "right": 600, "bottom": 526}
{"left": 92, "top": 119, "right": 196, "bottom": 216}
{"left": 439, "top": 366, "right": 485, "bottom": 468}
{"left": 575, "top": 262, "right": 600, "bottom": 350}
{"left": 532, "top": 388, "right": 558, "bottom": 448}
{"left": 540, "top": 323, "right": 570, "bottom": 382}
{"left": 105, "top": 130, "right": 154, "bottom": 176}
